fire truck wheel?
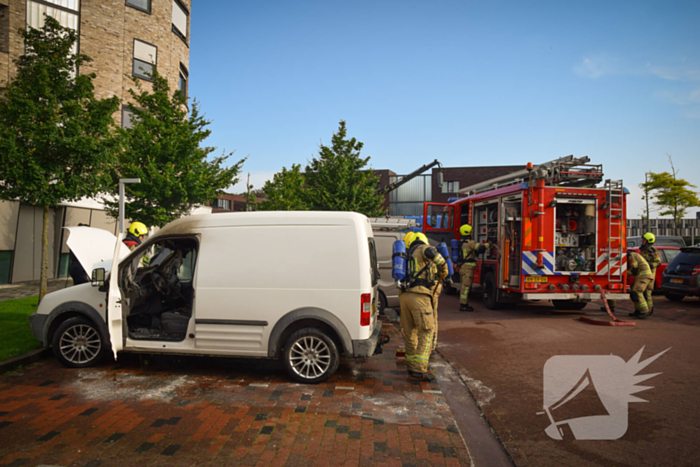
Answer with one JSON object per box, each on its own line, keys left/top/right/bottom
{"left": 482, "top": 272, "right": 502, "bottom": 310}
{"left": 551, "top": 300, "right": 588, "bottom": 311}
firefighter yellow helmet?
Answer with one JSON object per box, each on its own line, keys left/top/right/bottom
{"left": 643, "top": 232, "right": 655, "bottom": 244}
{"left": 403, "top": 232, "right": 415, "bottom": 247}
{"left": 410, "top": 232, "right": 429, "bottom": 247}
{"left": 460, "top": 224, "right": 473, "bottom": 236}
{"left": 128, "top": 221, "right": 148, "bottom": 237}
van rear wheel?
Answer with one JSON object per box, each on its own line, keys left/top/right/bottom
{"left": 52, "top": 317, "right": 105, "bottom": 368}
{"left": 283, "top": 328, "right": 339, "bottom": 384}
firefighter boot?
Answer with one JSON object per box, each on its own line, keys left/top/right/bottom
{"left": 460, "top": 304, "right": 474, "bottom": 312}
{"left": 408, "top": 370, "right": 435, "bottom": 382}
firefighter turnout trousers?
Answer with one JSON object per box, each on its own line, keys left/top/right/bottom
{"left": 399, "top": 291, "right": 434, "bottom": 373}
{"left": 459, "top": 263, "right": 477, "bottom": 305}
{"left": 631, "top": 276, "right": 654, "bottom": 314}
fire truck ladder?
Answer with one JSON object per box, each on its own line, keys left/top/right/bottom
{"left": 605, "top": 179, "right": 624, "bottom": 283}
{"left": 459, "top": 155, "right": 604, "bottom": 195}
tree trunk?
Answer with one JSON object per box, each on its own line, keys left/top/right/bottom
{"left": 39, "top": 205, "right": 49, "bottom": 301}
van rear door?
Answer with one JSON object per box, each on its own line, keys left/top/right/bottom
{"left": 107, "top": 233, "right": 124, "bottom": 359}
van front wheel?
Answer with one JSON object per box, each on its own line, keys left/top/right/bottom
{"left": 52, "top": 317, "right": 105, "bottom": 368}
{"left": 283, "top": 328, "right": 340, "bottom": 384}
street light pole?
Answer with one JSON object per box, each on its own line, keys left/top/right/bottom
{"left": 119, "top": 178, "right": 141, "bottom": 234}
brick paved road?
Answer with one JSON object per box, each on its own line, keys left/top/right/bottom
{"left": 0, "top": 318, "right": 471, "bottom": 467}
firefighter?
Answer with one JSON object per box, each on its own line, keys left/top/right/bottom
{"left": 403, "top": 231, "right": 415, "bottom": 248}
{"left": 124, "top": 221, "right": 150, "bottom": 266}
{"left": 399, "top": 232, "right": 448, "bottom": 381}
{"left": 457, "top": 224, "right": 486, "bottom": 312}
{"left": 639, "top": 232, "right": 661, "bottom": 315}
{"left": 627, "top": 250, "right": 654, "bottom": 319}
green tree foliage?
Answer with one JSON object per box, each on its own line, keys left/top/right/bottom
{"left": 0, "top": 17, "right": 120, "bottom": 299}
{"left": 641, "top": 156, "right": 700, "bottom": 235}
{"left": 260, "top": 122, "right": 384, "bottom": 215}
{"left": 304, "top": 121, "right": 385, "bottom": 216}
{"left": 260, "top": 164, "right": 309, "bottom": 211}
{"left": 107, "top": 70, "right": 244, "bottom": 227}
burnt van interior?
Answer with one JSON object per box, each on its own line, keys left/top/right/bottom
{"left": 119, "top": 238, "right": 198, "bottom": 341}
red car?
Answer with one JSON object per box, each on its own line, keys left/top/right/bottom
{"left": 628, "top": 246, "right": 681, "bottom": 289}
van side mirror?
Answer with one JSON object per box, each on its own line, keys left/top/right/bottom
{"left": 91, "top": 268, "right": 105, "bottom": 286}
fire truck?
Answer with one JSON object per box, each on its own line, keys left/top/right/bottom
{"left": 422, "top": 155, "right": 630, "bottom": 310}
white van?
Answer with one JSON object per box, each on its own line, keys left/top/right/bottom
{"left": 30, "top": 212, "right": 384, "bottom": 384}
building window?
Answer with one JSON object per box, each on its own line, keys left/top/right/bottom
{"left": 126, "top": 0, "right": 151, "bottom": 14}
{"left": 172, "top": 0, "right": 188, "bottom": 42}
{"left": 215, "top": 199, "right": 232, "bottom": 211}
{"left": 26, "top": 0, "right": 80, "bottom": 54}
{"left": 0, "top": 251, "right": 12, "bottom": 285}
{"left": 121, "top": 105, "right": 140, "bottom": 129}
{"left": 133, "top": 39, "right": 157, "bottom": 81}
{"left": 1, "top": 4, "right": 9, "bottom": 53}
{"left": 179, "top": 63, "right": 188, "bottom": 99}
{"left": 441, "top": 181, "right": 460, "bottom": 193}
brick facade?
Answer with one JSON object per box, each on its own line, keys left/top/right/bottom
{"left": 0, "top": 0, "right": 190, "bottom": 126}
{"left": 373, "top": 169, "right": 396, "bottom": 212}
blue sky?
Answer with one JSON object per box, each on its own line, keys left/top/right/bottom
{"left": 190, "top": 0, "right": 700, "bottom": 218}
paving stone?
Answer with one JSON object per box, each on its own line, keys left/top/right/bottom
{"left": 104, "top": 433, "right": 124, "bottom": 443}
{"left": 135, "top": 442, "right": 155, "bottom": 453}
{"left": 161, "top": 445, "right": 180, "bottom": 456}
{"left": 37, "top": 431, "right": 60, "bottom": 442}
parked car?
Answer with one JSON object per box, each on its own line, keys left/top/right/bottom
{"left": 627, "top": 246, "right": 681, "bottom": 290}
{"left": 660, "top": 247, "right": 700, "bottom": 301}
{"left": 627, "top": 235, "right": 685, "bottom": 248}
{"left": 30, "top": 212, "right": 384, "bottom": 384}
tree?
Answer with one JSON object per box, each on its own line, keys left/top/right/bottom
{"left": 0, "top": 17, "right": 120, "bottom": 299}
{"left": 259, "top": 164, "right": 309, "bottom": 211}
{"left": 106, "top": 70, "right": 244, "bottom": 227}
{"left": 641, "top": 155, "right": 700, "bottom": 236}
{"left": 243, "top": 173, "right": 256, "bottom": 211}
{"left": 639, "top": 172, "right": 653, "bottom": 231}
{"left": 304, "top": 120, "right": 385, "bottom": 217}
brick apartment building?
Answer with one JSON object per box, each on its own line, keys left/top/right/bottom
{"left": 0, "top": 0, "right": 193, "bottom": 284}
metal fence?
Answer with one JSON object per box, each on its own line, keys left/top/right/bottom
{"left": 627, "top": 218, "right": 700, "bottom": 240}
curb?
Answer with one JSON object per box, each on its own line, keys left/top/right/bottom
{"left": 0, "top": 347, "right": 52, "bottom": 374}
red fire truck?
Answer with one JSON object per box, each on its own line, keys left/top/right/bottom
{"left": 422, "top": 155, "right": 630, "bottom": 310}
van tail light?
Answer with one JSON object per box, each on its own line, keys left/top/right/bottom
{"left": 692, "top": 266, "right": 700, "bottom": 275}
{"left": 360, "top": 293, "right": 371, "bottom": 326}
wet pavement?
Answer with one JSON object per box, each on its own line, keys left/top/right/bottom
{"left": 435, "top": 292, "right": 700, "bottom": 467}
{"left": 0, "top": 318, "right": 472, "bottom": 467}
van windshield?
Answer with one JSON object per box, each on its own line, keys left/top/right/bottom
{"left": 368, "top": 238, "right": 379, "bottom": 286}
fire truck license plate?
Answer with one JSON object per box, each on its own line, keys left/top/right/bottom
{"left": 525, "top": 276, "right": 548, "bottom": 283}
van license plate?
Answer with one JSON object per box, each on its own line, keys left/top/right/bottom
{"left": 671, "top": 278, "right": 683, "bottom": 284}
{"left": 372, "top": 302, "right": 376, "bottom": 314}
{"left": 525, "top": 276, "right": 548, "bottom": 283}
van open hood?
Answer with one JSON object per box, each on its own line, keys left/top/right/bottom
{"left": 65, "top": 227, "right": 131, "bottom": 274}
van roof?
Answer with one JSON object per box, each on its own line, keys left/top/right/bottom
{"left": 155, "top": 211, "right": 370, "bottom": 237}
